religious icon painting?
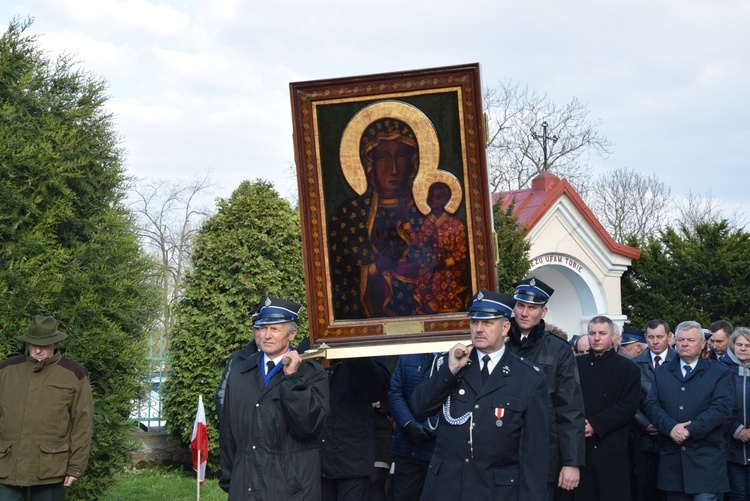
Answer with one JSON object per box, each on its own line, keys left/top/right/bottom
{"left": 290, "top": 63, "right": 497, "bottom": 347}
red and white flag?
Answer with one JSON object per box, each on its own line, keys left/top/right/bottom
{"left": 190, "top": 395, "right": 209, "bottom": 487}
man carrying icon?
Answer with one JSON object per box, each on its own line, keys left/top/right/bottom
{"left": 410, "top": 289, "right": 549, "bottom": 500}
{"left": 219, "top": 296, "right": 329, "bottom": 500}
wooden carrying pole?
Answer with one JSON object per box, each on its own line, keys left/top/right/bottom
{"left": 282, "top": 344, "right": 330, "bottom": 366}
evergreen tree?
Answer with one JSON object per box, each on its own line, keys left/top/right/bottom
{"left": 163, "top": 180, "right": 306, "bottom": 472}
{"left": 623, "top": 220, "right": 750, "bottom": 328}
{"left": 0, "top": 18, "right": 160, "bottom": 498}
{"left": 493, "top": 196, "right": 531, "bottom": 295}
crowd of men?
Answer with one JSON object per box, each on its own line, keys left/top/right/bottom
{"left": 216, "top": 284, "right": 750, "bottom": 501}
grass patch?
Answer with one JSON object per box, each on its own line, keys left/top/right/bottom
{"left": 100, "top": 467, "right": 225, "bottom": 501}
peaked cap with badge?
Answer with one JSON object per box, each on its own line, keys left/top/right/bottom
{"left": 254, "top": 296, "right": 302, "bottom": 326}
{"left": 468, "top": 290, "right": 516, "bottom": 320}
{"left": 17, "top": 315, "right": 68, "bottom": 346}
{"left": 620, "top": 326, "right": 646, "bottom": 345}
{"left": 513, "top": 277, "right": 554, "bottom": 305}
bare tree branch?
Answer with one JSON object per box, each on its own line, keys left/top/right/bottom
{"left": 483, "top": 79, "right": 613, "bottom": 195}
{"left": 588, "top": 167, "right": 671, "bottom": 242}
{"left": 129, "top": 174, "right": 216, "bottom": 338}
{"left": 674, "top": 191, "right": 746, "bottom": 231}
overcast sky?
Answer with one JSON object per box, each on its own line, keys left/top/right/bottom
{"left": 2, "top": 0, "right": 748, "bottom": 217}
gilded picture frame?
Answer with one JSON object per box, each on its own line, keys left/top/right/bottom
{"left": 290, "top": 63, "right": 497, "bottom": 347}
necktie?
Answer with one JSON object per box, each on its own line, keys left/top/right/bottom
{"left": 654, "top": 355, "right": 661, "bottom": 368}
{"left": 267, "top": 361, "right": 275, "bottom": 375}
{"left": 481, "top": 355, "right": 491, "bottom": 383}
{"left": 684, "top": 365, "right": 692, "bottom": 377}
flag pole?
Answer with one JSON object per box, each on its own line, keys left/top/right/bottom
{"left": 196, "top": 449, "right": 201, "bottom": 500}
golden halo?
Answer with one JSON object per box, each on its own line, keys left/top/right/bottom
{"left": 339, "top": 100, "right": 440, "bottom": 214}
{"left": 416, "top": 169, "right": 463, "bottom": 215}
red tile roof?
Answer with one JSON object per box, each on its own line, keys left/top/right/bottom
{"left": 492, "top": 172, "right": 640, "bottom": 260}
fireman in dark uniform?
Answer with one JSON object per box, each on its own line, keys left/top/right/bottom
{"left": 411, "top": 289, "right": 549, "bottom": 500}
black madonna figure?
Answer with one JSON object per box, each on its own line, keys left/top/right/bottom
{"left": 329, "top": 117, "right": 428, "bottom": 319}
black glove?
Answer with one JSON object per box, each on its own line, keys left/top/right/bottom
{"left": 403, "top": 420, "right": 431, "bottom": 446}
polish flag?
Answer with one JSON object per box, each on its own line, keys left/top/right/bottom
{"left": 190, "top": 395, "right": 208, "bottom": 487}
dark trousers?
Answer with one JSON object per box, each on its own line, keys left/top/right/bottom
{"left": 368, "top": 466, "right": 391, "bottom": 501}
{"left": 728, "top": 462, "right": 750, "bottom": 501}
{"left": 634, "top": 447, "right": 667, "bottom": 501}
{"left": 555, "top": 483, "right": 575, "bottom": 501}
{"left": 0, "top": 483, "right": 64, "bottom": 501}
{"left": 322, "top": 476, "right": 370, "bottom": 501}
{"left": 665, "top": 493, "right": 719, "bottom": 501}
{"left": 392, "top": 455, "right": 428, "bottom": 501}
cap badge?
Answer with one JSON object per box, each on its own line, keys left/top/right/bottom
{"left": 264, "top": 297, "right": 271, "bottom": 307}
{"left": 529, "top": 278, "right": 536, "bottom": 287}
{"left": 477, "top": 291, "right": 484, "bottom": 300}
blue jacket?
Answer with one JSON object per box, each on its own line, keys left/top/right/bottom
{"left": 719, "top": 349, "right": 750, "bottom": 465}
{"left": 643, "top": 356, "right": 734, "bottom": 494}
{"left": 388, "top": 354, "right": 437, "bottom": 461}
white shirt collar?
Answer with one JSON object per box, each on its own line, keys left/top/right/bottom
{"left": 263, "top": 354, "right": 285, "bottom": 373}
{"left": 651, "top": 349, "right": 667, "bottom": 362}
{"left": 680, "top": 359, "right": 697, "bottom": 373}
{"left": 476, "top": 346, "right": 505, "bottom": 375}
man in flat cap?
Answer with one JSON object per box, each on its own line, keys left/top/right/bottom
{"left": 411, "top": 290, "right": 549, "bottom": 500}
{"left": 0, "top": 315, "right": 93, "bottom": 500}
{"left": 219, "top": 296, "right": 329, "bottom": 500}
{"left": 506, "top": 276, "right": 586, "bottom": 499}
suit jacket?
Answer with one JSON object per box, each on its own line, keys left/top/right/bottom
{"left": 411, "top": 347, "right": 549, "bottom": 501}
{"left": 631, "top": 347, "right": 677, "bottom": 452}
{"left": 643, "top": 356, "right": 734, "bottom": 494}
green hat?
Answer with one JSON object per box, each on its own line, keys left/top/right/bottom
{"left": 17, "top": 315, "right": 68, "bottom": 346}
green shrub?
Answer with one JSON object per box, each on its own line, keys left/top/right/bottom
{"left": 0, "top": 19, "right": 161, "bottom": 499}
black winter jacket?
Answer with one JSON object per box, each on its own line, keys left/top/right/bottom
{"left": 506, "top": 319, "right": 586, "bottom": 482}
{"left": 219, "top": 352, "right": 329, "bottom": 500}
{"left": 320, "top": 357, "right": 391, "bottom": 479}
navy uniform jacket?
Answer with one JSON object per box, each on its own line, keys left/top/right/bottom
{"left": 643, "top": 356, "right": 734, "bottom": 494}
{"left": 411, "top": 347, "right": 549, "bottom": 501}
{"left": 215, "top": 341, "right": 259, "bottom": 420}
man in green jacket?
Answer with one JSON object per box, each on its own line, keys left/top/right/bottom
{"left": 0, "top": 315, "right": 94, "bottom": 500}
